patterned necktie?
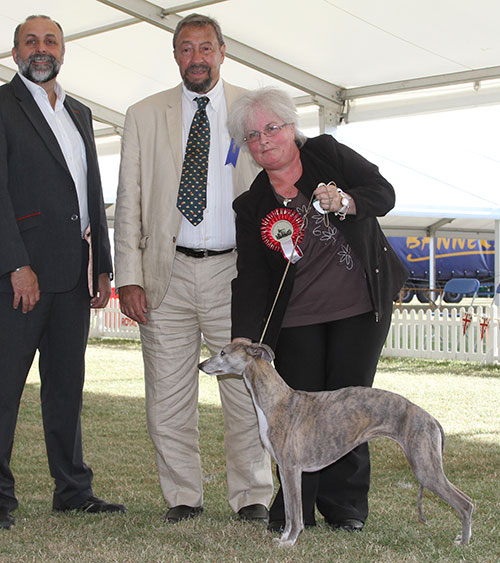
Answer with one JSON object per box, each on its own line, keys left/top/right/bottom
{"left": 177, "top": 96, "right": 210, "bottom": 226}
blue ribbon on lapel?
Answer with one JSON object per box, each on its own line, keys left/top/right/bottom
{"left": 225, "top": 138, "right": 240, "bottom": 167}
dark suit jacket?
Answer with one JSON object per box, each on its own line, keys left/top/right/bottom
{"left": 231, "top": 135, "right": 408, "bottom": 348}
{"left": 0, "top": 74, "right": 112, "bottom": 294}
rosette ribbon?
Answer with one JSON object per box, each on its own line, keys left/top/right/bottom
{"left": 261, "top": 208, "right": 304, "bottom": 263}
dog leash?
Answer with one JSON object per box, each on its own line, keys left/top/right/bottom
{"left": 259, "top": 189, "right": 330, "bottom": 344}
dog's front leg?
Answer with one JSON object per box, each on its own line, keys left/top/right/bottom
{"left": 274, "top": 465, "right": 303, "bottom": 547}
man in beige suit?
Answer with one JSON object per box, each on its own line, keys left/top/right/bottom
{"left": 114, "top": 13, "right": 273, "bottom": 523}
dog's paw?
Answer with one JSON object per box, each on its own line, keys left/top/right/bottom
{"left": 273, "top": 537, "right": 295, "bottom": 548}
{"left": 418, "top": 515, "right": 428, "bottom": 524}
{"left": 454, "top": 533, "right": 470, "bottom": 546}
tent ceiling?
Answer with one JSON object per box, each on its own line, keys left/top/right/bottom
{"left": 2, "top": 0, "right": 500, "bottom": 238}
{"left": 3, "top": 0, "right": 500, "bottom": 125}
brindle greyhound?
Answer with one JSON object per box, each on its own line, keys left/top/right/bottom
{"left": 199, "top": 341, "right": 473, "bottom": 547}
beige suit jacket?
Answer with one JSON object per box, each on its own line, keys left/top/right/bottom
{"left": 114, "top": 81, "right": 260, "bottom": 309}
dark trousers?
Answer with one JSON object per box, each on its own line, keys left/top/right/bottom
{"left": 269, "top": 310, "right": 392, "bottom": 525}
{"left": 0, "top": 243, "right": 94, "bottom": 510}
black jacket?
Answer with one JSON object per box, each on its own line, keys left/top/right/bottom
{"left": 231, "top": 134, "right": 408, "bottom": 348}
{"left": 0, "top": 74, "right": 112, "bottom": 294}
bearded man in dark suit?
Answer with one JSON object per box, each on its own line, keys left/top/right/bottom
{"left": 0, "top": 15, "right": 125, "bottom": 530}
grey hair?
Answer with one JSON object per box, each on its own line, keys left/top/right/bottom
{"left": 13, "top": 15, "right": 65, "bottom": 51}
{"left": 172, "top": 13, "right": 224, "bottom": 48}
{"left": 227, "top": 87, "right": 307, "bottom": 149}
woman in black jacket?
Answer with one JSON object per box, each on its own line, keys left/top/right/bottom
{"left": 228, "top": 87, "right": 407, "bottom": 534}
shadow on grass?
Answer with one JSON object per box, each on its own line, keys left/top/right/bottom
{"left": 11, "top": 382, "right": 233, "bottom": 519}
{"left": 6, "top": 380, "right": 500, "bottom": 562}
{"left": 379, "top": 355, "right": 500, "bottom": 379}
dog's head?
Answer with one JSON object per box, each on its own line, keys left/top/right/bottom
{"left": 198, "top": 341, "right": 275, "bottom": 376}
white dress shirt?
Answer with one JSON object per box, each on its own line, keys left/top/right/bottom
{"left": 176, "top": 79, "right": 235, "bottom": 250}
{"left": 18, "top": 72, "right": 89, "bottom": 237}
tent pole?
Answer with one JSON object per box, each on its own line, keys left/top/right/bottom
{"left": 428, "top": 232, "right": 436, "bottom": 301}
{"left": 494, "top": 220, "right": 500, "bottom": 305}
{"left": 318, "top": 101, "right": 342, "bottom": 136}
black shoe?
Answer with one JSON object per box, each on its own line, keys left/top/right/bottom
{"left": 164, "top": 505, "right": 203, "bottom": 523}
{"left": 54, "top": 495, "right": 127, "bottom": 514}
{"left": 267, "top": 519, "right": 316, "bottom": 533}
{"left": 0, "top": 507, "right": 15, "bottom": 529}
{"left": 237, "top": 504, "right": 269, "bottom": 522}
{"left": 328, "top": 518, "right": 364, "bottom": 532}
{"left": 267, "top": 519, "right": 284, "bottom": 533}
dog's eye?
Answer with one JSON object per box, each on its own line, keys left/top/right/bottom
{"left": 220, "top": 350, "right": 225, "bottom": 356}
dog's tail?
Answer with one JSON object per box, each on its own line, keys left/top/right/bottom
{"left": 437, "top": 417, "right": 446, "bottom": 452}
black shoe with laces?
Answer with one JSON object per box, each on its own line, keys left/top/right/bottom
{"left": 54, "top": 495, "right": 126, "bottom": 514}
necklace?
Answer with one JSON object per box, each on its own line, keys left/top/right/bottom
{"left": 270, "top": 179, "right": 297, "bottom": 207}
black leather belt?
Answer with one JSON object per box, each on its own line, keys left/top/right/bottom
{"left": 176, "top": 246, "right": 234, "bottom": 258}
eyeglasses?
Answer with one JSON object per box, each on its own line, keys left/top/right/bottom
{"left": 243, "top": 123, "right": 290, "bottom": 144}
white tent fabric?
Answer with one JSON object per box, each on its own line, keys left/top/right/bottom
{"left": 2, "top": 0, "right": 500, "bottom": 241}
{"left": 3, "top": 0, "right": 500, "bottom": 105}
{"left": 336, "top": 105, "right": 500, "bottom": 238}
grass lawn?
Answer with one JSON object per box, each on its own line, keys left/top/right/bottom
{"left": 1, "top": 340, "right": 499, "bottom": 562}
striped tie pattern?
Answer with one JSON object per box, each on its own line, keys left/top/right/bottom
{"left": 177, "top": 96, "right": 210, "bottom": 226}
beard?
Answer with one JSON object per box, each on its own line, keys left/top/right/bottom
{"left": 182, "top": 64, "right": 213, "bottom": 93}
{"left": 16, "top": 53, "right": 61, "bottom": 84}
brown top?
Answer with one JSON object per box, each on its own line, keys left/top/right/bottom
{"left": 272, "top": 189, "right": 373, "bottom": 328}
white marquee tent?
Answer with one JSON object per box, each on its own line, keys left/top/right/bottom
{"left": 2, "top": 0, "right": 500, "bottom": 285}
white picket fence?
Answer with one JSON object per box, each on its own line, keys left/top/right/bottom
{"left": 90, "top": 298, "right": 500, "bottom": 363}
{"left": 89, "top": 294, "right": 140, "bottom": 339}
{"left": 384, "top": 305, "right": 499, "bottom": 363}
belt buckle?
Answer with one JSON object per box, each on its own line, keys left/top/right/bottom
{"left": 202, "top": 249, "right": 209, "bottom": 258}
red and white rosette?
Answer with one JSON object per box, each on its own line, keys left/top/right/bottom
{"left": 261, "top": 208, "right": 304, "bottom": 263}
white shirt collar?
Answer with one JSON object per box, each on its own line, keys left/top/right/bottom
{"left": 181, "top": 78, "right": 224, "bottom": 113}
{"left": 17, "top": 72, "right": 66, "bottom": 111}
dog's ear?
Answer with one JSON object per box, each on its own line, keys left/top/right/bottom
{"left": 248, "top": 343, "right": 275, "bottom": 362}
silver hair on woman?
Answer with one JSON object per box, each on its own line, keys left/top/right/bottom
{"left": 227, "top": 87, "right": 307, "bottom": 149}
